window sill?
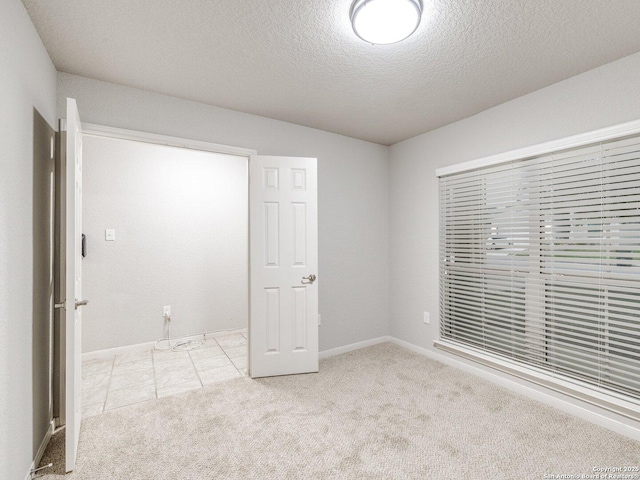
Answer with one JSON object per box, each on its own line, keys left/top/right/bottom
{"left": 434, "top": 338, "right": 640, "bottom": 423}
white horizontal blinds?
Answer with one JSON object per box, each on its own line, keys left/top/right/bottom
{"left": 440, "top": 134, "right": 640, "bottom": 400}
{"left": 440, "top": 156, "right": 539, "bottom": 363}
{"left": 542, "top": 135, "right": 640, "bottom": 397}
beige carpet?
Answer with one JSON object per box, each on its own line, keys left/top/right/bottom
{"left": 38, "top": 343, "right": 639, "bottom": 479}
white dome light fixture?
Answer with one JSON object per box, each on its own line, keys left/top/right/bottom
{"left": 350, "top": 0, "right": 423, "bottom": 45}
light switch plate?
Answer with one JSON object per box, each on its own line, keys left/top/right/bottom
{"left": 105, "top": 229, "right": 115, "bottom": 241}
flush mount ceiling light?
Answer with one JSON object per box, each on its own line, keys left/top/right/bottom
{"left": 350, "top": 0, "right": 423, "bottom": 45}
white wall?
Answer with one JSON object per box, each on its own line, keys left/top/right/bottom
{"left": 0, "top": 0, "right": 57, "bottom": 477}
{"left": 58, "top": 73, "right": 390, "bottom": 352}
{"left": 82, "top": 136, "right": 248, "bottom": 352}
{"left": 389, "top": 51, "right": 640, "bottom": 434}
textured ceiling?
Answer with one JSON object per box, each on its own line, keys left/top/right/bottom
{"left": 22, "top": 0, "right": 640, "bottom": 145}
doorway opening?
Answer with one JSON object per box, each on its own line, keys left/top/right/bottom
{"left": 78, "top": 130, "right": 252, "bottom": 415}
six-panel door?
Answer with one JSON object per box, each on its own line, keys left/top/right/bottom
{"left": 249, "top": 156, "right": 319, "bottom": 378}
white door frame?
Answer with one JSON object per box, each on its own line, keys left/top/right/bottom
{"left": 78, "top": 122, "right": 257, "bottom": 366}
{"left": 82, "top": 123, "right": 257, "bottom": 158}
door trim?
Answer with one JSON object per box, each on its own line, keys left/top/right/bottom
{"left": 76, "top": 122, "right": 256, "bottom": 375}
{"left": 82, "top": 123, "right": 257, "bottom": 157}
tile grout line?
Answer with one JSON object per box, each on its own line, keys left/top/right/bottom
{"left": 193, "top": 336, "right": 244, "bottom": 382}
{"left": 218, "top": 338, "right": 245, "bottom": 377}
{"left": 79, "top": 360, "right": 112, "bottom": 418}
{"left": 151, "top": 348, "right": 159, "bottom": 399}
{"left": 102, "top": 355, "right": 116, "bottom": 414}
{"left": 155, "top": 348, "right": 203, "bottom": 396}
{"left": 188, "top": 348, "right": 205, "bottom": 389}
{"left": 105, "top": 353, "right": 156, "bottom": 412}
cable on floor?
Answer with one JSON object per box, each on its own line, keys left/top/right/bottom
{"left": 154, "top": 313, "right": 203, "bottom": 352}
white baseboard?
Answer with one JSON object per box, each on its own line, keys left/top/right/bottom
{"left": 388, "top": 337, "right": 640, "bottom": 442}
{"left": 319, "top": 336, "right": 391, "bottom": 360}
{"left": 87, "top": 334, "right": 389, "bottom": 362}
{"left": 86, "top": 331, "right": 375, "bottom": 363}
{"left": 24, "top": 420, "right": 54, "bottom": 480}
{"left": 82, "top": 341, "right": 158, "bottom": 362}
{"left": 81, "top": 331, "right": 221, "bottom": 362}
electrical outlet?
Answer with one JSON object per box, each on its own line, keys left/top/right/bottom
{"left": 423, "top": 311, "right": 430, "bottom": 324}
{"left": 163, "top": 306, "right": 171, "bottom": 318}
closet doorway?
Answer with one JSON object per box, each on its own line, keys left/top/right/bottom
{"left": 72, "top": 125, "right": 320, "bottom": 410}
{"left": 79, "top": 129, "right": 253, "bottom": 414}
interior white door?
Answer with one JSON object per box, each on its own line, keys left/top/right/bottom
{"left": 65, "top": 98, "right": 84, "bottom": 472}
{"left": 249, "top": 155, "right": 318, "bottom": 378}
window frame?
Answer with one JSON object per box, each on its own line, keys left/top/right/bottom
{"left": 436, "top": 119, "right": 640, "bottom": 421}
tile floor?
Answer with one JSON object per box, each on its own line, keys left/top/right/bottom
{"left": 81, "top": 329, "right": 248, "bottom": 418}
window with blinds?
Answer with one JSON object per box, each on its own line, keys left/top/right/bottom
{"left": 439, "top": 134, "right": 640, "bottom": 402}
